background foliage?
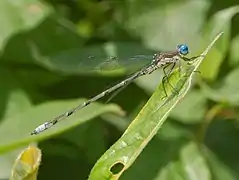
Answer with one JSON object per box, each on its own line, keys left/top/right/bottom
{"left": 0, "top": 0, "right": 239, "bottom": 179}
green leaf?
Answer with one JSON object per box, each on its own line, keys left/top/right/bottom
{"left": 126, "top": 0, "right": 209, "bottom": 50}
{"left": 88, "top": 33, "right": 223, "bottom": 179}
{"left": 0, "top": 99, "right": 123, "bottom": 154}
{"left": 122, "top": 138, "right": 232, "bottom": 180}
{"left": 180, "top": 142, "right": 211, "bottom": 180}
{"left": 121, "top": 137, "right": 187, "bottom": 180}
{"left": 170, "top": 90, "right": 207, "bottom": 124}
{"left": 200, "top": 68, "right": 239, "bottom": 105}
{"left": 10, "top": 145, "right": 41, "bottom": 180}
{"left": 1, "top": 18, "right": 82, "bottom": 66}
{"left": 150, "top": 142, "right": 211, "bottom": 180}
{"left": 57, "top": 121, "right": 108, "bottom": 164}
{"left": 229, "top": 34, "right": 239, "bottom": 66}
{"left": 3, "top": 89, "right": 32, "bottom": 120}
{"left": 0, "top": 0, "right": 51, "bottom": 50}
{"left": 205, "top": 118, "right": 239, "bottom": 178}
{"left": 203, "top": 147, "right": 238, "bottom": 180}
{"left": 199, "top": 6, "right": 239, "bottom": 80}
{"left": 157, "top": 121, "right": 191, "bottom": 140}
{"left": 0, "top": 67, "right": 32, "bottom": 119}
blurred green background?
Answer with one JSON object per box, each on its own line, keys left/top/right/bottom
{"left": 0, "top": 0, "right": 239, "bottom": 179}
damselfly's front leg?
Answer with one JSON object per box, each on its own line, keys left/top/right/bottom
{"left": 181, "top": 55, "right": 205, "bottom": 65}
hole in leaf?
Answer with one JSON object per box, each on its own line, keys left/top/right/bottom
{"left": 110, "top": 162, "right": 125, "bottom": 175}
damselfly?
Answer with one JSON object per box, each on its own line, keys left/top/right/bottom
{"left": 31, "top": 44, "right": 197, "bottom": 135}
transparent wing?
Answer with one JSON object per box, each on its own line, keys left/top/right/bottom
{"left": 52, "top": 52, "right": 154, "bottom": 75}
{"left": 30, "top": 42, "right": 155, "bottom": 75}
{"left": 89, "top": 54, "right": 153, "bottom": 72}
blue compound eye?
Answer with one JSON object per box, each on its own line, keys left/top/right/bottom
{"left": 177, "top": 44, "right": 189, "bottom": 55}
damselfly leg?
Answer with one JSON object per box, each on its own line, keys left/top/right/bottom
{"left": 161, "top": 54, "right": 203, "bottom": 99}
{"left": 181, "top": 55, "right": 204, "bottom": 65}
{"left": 161, "top": 62, "right": 179, "bottom": 100}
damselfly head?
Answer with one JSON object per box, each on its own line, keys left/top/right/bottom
{"left": 177, "top": 44, "right": 189, "bottom": 56}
